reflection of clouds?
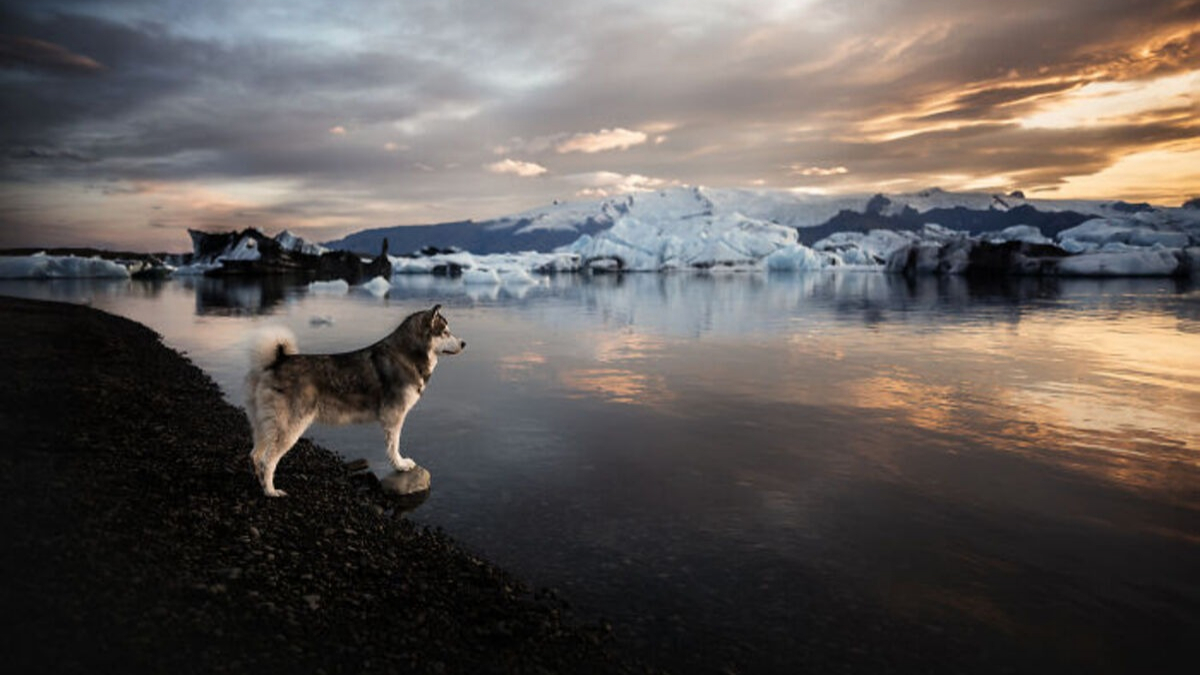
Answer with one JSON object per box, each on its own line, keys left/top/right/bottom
{"left": 559, "top": 368, "right": 674, "bottom": 406}
{"left": 591, "top": 330, "right": 673, "bottom": 363}
{"left": 816, "top": 308, "right": 1200, "bottom": 507}
{"left": 846, "top": 372, "right": 959, "bottom": 434}
{"left": 497, "top": 351, "right": 547, "bottom": 380}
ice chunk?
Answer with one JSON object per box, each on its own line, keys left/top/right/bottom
{"left": 764, "top": 244, "right": 833, "bottom": 271}
{"left": 218, "top": 236, "right": 262, "bottom": 262}
{"left": 463, "top": 267, "right": 500, "bottom": 284}
{"left": 1056, "top": 249, "right": 1182, "bottom": 276}
{"left": 276, "top": 229, "right": 328, "bottom": 256}
{"left": 358, "top": 276, "right": 391, "bottom": 296}
{"left": 308, "top": 279, "right": 350, "bottom": 294}
{"left": 1058, "top": 218, "right": 1191, "bottom": 249}
{"left": 498, "top": 266, "right": 540, "bottom": 286}
{"left": 564, "top": 211, "right": 798, "bottom": 271}
{"left": 985, "top": 225, "right": 1051, "bottom": 245}
{"left": 813, "top": 230, "right": 917, "bottom": 266}
{"left": 0, "top": 254, "right": 131, "bottom": 279}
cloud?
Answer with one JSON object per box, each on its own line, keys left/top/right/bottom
{"left": 556, "top": 128, "right": 648, "bottom": 153}
{"left": 565, "top": 171, "right": 676, "bottom": 197}
{"left": 789, "top": 165, "right": 849, "bottom": 177}
{"left": 0, "top": 35, "right": 105, "bottom": 74}
{"left": 9, "top": 146, "right": 95, "bottom": 162}
{"left": 329, "top": 125, "right": 347, "bottom": 135}
{"left": 2, "top": 0, "right": 1199, "bottom": 249}
{"left": 485, "top": 158, "right": 548, "bottom": 177}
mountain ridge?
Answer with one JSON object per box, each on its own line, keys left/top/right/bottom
{"left": 323, "top": 186, "right": 1189, "bottom": 255}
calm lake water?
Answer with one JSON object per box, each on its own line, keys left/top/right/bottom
{"left": 4, "top": 272, "right": 1199, "bottom": 673}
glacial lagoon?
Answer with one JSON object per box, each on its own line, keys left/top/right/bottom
{"left": 4, "top": 271, "right": 1198, "bottom": 673}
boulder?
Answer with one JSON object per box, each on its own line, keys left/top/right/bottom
{"left": 381, "top": 465, "right": 431, "bottom": 496}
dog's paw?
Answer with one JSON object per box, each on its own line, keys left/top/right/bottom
{"left": 392, "top": 458, "right": 417, "bottom": 472}
{"left": 265, "top": 488, "right": 288, "bottom": 497}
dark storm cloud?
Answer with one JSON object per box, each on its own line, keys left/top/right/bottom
{"left": 0, "top": 0, "right": 1197, "bottom": 249}
{"left": 0, "top": 1, "right": 494, "bottom": 195}
{"left": 0, "top": 34, "right": 104, "bottom": 74}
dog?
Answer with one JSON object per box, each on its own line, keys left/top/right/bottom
{"left": 245, "top": 304, "right": 465, "bottom": 497}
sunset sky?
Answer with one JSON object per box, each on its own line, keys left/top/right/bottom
{"left": 2, "top": 0, "right": 1198, "bottom": 250}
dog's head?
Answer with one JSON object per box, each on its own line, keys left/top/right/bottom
{"left": 425, "top": 304, "right": 465, "bottom": 355}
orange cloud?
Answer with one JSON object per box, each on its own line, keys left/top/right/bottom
{"left": 556, "top": 128, "right": 648, "bottom": 154}
{"left": 485, "top": 158, "right": 548, "bottom": 177}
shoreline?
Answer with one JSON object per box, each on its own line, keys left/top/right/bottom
{"left": 0, "top": 295, "right": 649, "bottom": 674}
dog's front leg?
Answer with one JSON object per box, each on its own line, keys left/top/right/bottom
{"left": 383, "top": 412, "right": 416, "bottom": 472}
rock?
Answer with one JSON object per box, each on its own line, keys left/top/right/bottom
{"left": 343, "top": 458, "right": 371, "bottom": 473}
{"left": 381, "top": 466, "right": 431, "bottom": 496}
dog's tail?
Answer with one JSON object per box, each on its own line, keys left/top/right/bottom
{"left": 248, "top": 326, "right": 298, "bottom": 376}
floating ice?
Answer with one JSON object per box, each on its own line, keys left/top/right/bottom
{"left": 0, "top": 253, "right": 131, "bottom": 279}
{"left": 462, "top": 267, "right": 501, "bottom": 285}
{"left": 1058, "top": 218, "right": 1192, "bottom": 251}
{"left": 1056, "top": 249, "right": 1183, "bottom": 277}
{"left": 565, "top": 211, "right": 798, "bottom": 271}
{"left": 985, "top": 225, "right": 1051, "bottom": 245}
{"left": 309, "top": 279, "right": 350, "bottom": 295}
{"left": 358, "top": 276, "right": 392, "bottom": 296}
{"left": 812, "top": 230, "right": 918, "bottom": 266}
{"left": 764, "top": 244, "right": 835, "bottom": 271}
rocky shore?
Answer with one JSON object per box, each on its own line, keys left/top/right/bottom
{"left": 0, "top": 296, "right": 651, "bottom": 674}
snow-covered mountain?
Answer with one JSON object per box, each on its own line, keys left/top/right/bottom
{"left": 324, "top": 186, "right": 1196, "bottom": 256}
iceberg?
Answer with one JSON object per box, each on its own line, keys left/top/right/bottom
{"left": 984, "top": 225, "right": 1052, "bottom": 245}
{"left": 358, "top": 276, "right": 392, "bottom": 297}
{"left": 462, "top": 267, "right": 501, "bottom": 285}
{"left": 811, "top": 230, "right": 919, "bottom": 266}
{"left": 276, "top": 229, "right": 328, "bottom": 256}
{"left": 0, "top": 253, "right": 131, "bottom": 279}
{"left": 391, "top": 250, "right": 580, "bottom": 278}
{"left": 564, "top": 211, "right": 799, "bottom": 271}
{"left": 1058, "top": 218, "right": 1192, "bottom": 251}
{"left": 763, "top": 244, "right": 836, "bottom": 271}
{"left": 1056, "top": 249, "right": 1184, "bottom": 277}
{"left": 309, "top": 279, "right": 350, "bottom": 294}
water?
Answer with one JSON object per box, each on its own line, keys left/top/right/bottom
{"left": 4, "top": 272, "right": 1199, "bottom": 673}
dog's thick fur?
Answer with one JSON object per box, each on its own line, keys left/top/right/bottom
{"left": 245, "top": 304, "right": 465, "bottom": 497}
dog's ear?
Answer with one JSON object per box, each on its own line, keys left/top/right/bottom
{"left": 431, "top": 304, "right": 442, "bottom": 316}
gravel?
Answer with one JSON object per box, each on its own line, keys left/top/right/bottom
{"left": 0, "top": 296, "right": 656, "bottom": 674}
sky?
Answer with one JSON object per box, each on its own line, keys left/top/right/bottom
{"left": 1, "top": 0, "right": 1199, "bottom": 251}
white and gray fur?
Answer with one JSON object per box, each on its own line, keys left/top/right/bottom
{"left": 245, "top": 304, "right": 465, "bottom": 497}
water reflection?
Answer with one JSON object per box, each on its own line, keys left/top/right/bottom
{"left": 182, "top": 275, "right": 301, "bottom": 315}
{"left": 2, "top": 271, "right": 1198, "bottom": 674}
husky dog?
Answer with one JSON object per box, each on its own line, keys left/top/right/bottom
{"left": 245, "top": 304, "right": 465, "bottom": 497}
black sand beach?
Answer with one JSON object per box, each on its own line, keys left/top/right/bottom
{"left": 0, "top": 296, "right": 646, "bottom": 674}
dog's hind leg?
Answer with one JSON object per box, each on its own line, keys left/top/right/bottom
{"left": 383, "top": 410, "right": 416, "bottom": 472}
{"left": 249, "top": 419, "right": 276, "bottom": 493}
{"left": 260, "top": 411, "right": 315, "bottom": 497}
